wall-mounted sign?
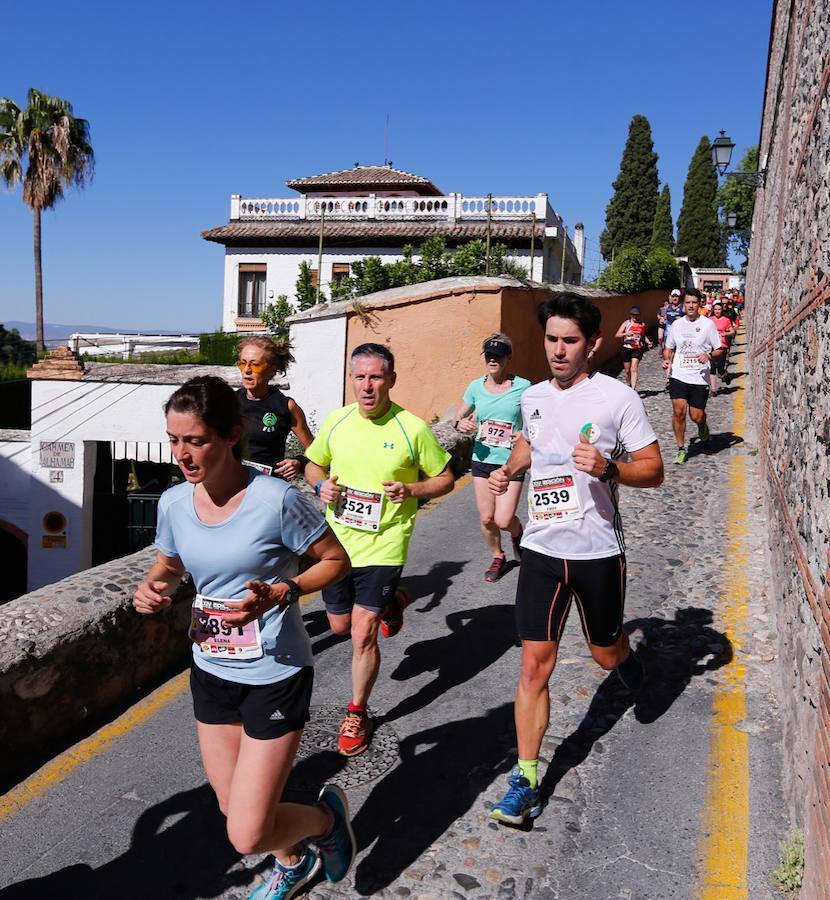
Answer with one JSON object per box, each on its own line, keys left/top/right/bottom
{"left": 42, "top": 511, "right": 68, "bottom": 549}
{"left": 39, "top": 441, "right": 75, "bottom": 469}
{"left": 49, "top": 470, "right": 64, "bottom": 483}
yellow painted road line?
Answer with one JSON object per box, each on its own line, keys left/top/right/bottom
{"left": 698, "top": 337, "right": 750, "bottom": 898}
{"left": 0, "top": 670, "right": 190, "bottom": 824}
{"left": 1, "top": 476, "right": 472, "bottom": 821}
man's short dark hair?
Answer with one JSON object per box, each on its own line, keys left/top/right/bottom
{"left": 350, "top": 342, "right": 395, "bottom": 374}
{"left": 537, "top": 292, "right": 601, "bottom": 341}
{"left": 682, "top": 287, "right": 703, "bottom": 302}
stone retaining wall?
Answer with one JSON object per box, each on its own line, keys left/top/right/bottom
{"left": 0, "top": 428, "right": 472, "bottom": 781}
{"left": 744, "top": 3, "right": 830, "bottom": 895}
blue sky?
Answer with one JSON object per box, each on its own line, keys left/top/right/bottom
{"left": 1, "top": 0, "right": 771, "bottom": 333}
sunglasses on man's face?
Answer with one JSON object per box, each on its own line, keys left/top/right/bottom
{"left": 237, "top": 359, "right": 270, "bottom": 373}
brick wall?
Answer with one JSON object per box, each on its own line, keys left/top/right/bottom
{"left": 744, "top": 2, "right": 830, "bottom": 895}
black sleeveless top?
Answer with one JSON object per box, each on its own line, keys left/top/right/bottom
{"left": 237, "top": 387, "right": 293, "bottom": 466}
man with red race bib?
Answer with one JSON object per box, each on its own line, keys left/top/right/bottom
{"left": 487, "top": 293, "right": 663, "bottom": 826}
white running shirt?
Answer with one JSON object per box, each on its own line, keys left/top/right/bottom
{"left": 520, "top": 373, "right": 658, "bottom": 560}
{"left": 665, "top": 315, "right": 721, "bottom": 385}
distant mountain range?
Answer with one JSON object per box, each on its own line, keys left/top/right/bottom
{"left": 2, "top": 321, "right": 195, "bottom": 343}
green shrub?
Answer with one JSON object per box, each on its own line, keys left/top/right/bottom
{"left": 597, "top": 245, "right": 651, "bottom": 293}
{"left": 772, "top": 830, "right": 804, "bottom": 894}
{"left": 646, "top": 247, "right": 681, "bottom": 290}
{"left": 261, "top": 295, "right": 294, "bottom": 335}
{"left": 199, "top": 331, "right": 239, "bottom": 365}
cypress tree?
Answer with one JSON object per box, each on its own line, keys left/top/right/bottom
{"left": 650, "top": 184, "right": 674, "bottom": 250}
{"left": 599, "top": 114, "right": 660, "bottom": 260}
{"left": 675, "top": 136, "right": 723, "bottom": 267}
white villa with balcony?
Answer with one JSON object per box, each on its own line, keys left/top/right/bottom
{"left": 201, "top": 165, "right": 585, "bottom": 333}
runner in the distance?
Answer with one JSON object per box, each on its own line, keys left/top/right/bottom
{"left": 487, "top": 293, "right": 663, "bottom": 826}
{"left": 455, "top": 333, "right": 531, "bottom": 583}
{"left": 305, "top": 343, "right": 454, "bottom": 757}
{"left": 663, "top": 287, "right": 724, "bottom": 464}
{"left": 614, "top": 305, "right": 653, "bottom": 391}
{"left": 708, "top": 301, "right": 736, "bottom": 394}
{"left": 236, "top": 336, "right": 314, "bottom": 479}
{"left": 657, "top": 288, "right": 685, "bottom": 384}
{"left": 133, "top": 375, "right": 354, "bottom": 899}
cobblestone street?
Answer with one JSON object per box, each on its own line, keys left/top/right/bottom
{"left": 255, "top": 339, "right": 785, "bottom": 899}
{"left": 0, "top": 337, "right": 786, "bottom": 900}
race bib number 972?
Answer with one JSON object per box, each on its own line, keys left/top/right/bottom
{"left": 479, "top": 418, "right": 514, "bottom": 449}
{"left": 528, "top": 474, "right": 583, "bottom": 522}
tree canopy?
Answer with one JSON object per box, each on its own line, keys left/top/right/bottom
{"left": 600, "top": 115, "right": 660, "bottom": 260}
{"left": 675, "top": 135, "right": 723, "bottom": 267}
{"left": 0, "top": 89, "right": 94, "bottom": 350}
{"left": 651, "top": 184, "right": 674, "bottom": 251}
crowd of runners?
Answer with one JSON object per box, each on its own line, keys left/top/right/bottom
{"left": 132, "top": 285, "right": 738, "bottom": 897}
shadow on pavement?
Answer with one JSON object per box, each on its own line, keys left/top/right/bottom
{"left": 350, "top": 703, "right": 515, "bottom": 895}
{"left": 0, "top": 784, "right": 262, "bottom": 900}
{"left": 689, "top": 430, "right": 744, "bottom": 458}
{"left": 405, "top": 559, "right": 467, "bottom": 613}
{"left": 539, "top": 607, "right": 732, "bottom": 806}
{"left": 380, "top": 603, "right": 517, "bottom": 724}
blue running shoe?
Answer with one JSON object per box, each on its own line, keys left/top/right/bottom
{"left": 248, "top": 848, "right": 320, "bottom": 899}
{"left": 489, "top": 766, "right": 542, "bottom": 826}
{"left": 315, "top": 784, "right": 356, "bottom": 882}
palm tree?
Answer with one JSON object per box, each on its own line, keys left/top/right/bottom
{"left": 0, "top": 89, "right": 94, "bottom": 351}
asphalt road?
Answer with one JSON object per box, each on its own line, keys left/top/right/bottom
{"left": 0, "top": 344, "right": 786, "bottom": 899}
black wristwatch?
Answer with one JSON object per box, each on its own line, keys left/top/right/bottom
{"left": 598, "top": 460, "right": 619, "bottom": 483}
{"left": 279, "top": 578, "right": 301, "bottom": 605}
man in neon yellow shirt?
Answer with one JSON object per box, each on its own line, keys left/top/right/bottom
{"left": 305, "top": 343, "right": 454, "bottom": 756}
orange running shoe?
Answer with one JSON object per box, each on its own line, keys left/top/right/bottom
{"left": 380, "top": 588, "right": 413, "bottom": 638}
{"left": 337, "top": 709, "right": 373, "bottom": 757}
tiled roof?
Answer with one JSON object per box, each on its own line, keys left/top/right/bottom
{"left": 201, "top": 220, "right": 544, "bottom": 247}
{"left": 286, "top": 165, "right": 441, "bottom": 196}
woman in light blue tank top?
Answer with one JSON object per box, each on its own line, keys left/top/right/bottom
{"left": 133, "top": 375, "right": 356, "bottom": 894}
{"left": 454, "top": 333, "right": 531, "bottom": 584}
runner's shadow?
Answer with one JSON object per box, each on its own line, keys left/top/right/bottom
{"left": 351, "top": 703, "right": 515, "bottom": 895}
{"left": 404, "top": 560, "right": 466, "bottom": 613}
{"left": 689, "top": 431, "right": 744, "bottom": 458}
{"left": 0, "top": 784, "right": 263, "bottom": 899}
{"left": 302, "top": 608, "right": 332, "bottom": 638}
{"left": 539, "top": 607, "right": 732, "bottom": 806}
{"left": 378, "top": 604, "right": 518, "bottom": 724}
{"left": 638, "top": 388, "right": 665, "bottom": 398}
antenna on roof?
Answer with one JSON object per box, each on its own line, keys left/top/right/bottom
{"left": 384, "top": 113, "right": 390, "bottom": 167}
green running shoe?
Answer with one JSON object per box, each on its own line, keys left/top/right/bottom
{"left": 672, "top": 448, "right": 688, "bottom": 464}
{"left": 698, "top": 421, "right": 710, "bottom": 442}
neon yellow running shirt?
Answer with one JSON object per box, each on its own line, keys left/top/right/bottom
{"left": 306, "top": 402, "right": 451, "bottom": 566}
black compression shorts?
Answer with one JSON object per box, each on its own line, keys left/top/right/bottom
{"left": 515, "top": 548, "right": 627, "bottom": 647}
{"left": 321, "top": 565, "right": 403, "bottom": 614}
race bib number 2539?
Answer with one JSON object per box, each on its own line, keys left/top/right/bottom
{"left": 528, "top": 474, "right": 583, "bottom": 522}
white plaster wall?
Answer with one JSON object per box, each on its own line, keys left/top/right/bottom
{"left": 0, "top": 440, "right": 31, "bottom": 536}
{"left": 285, "top": 314, "right": 348, "bottom": 430}
{"left": 26, "top": 380, "right": 187, "bottom": 589}
{"left": 222, "top": 247, "right": 407, "bottom": 332}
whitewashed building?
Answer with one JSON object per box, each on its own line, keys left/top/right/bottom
{"left": 201, "top": 165, "right": 585, "bottom": 333}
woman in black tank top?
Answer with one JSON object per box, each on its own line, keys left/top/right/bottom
{"left": 236, "top": 336, "right": 314, "bottom": 478}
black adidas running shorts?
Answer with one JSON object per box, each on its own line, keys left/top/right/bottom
{"left": 190, "top": 663, "right": 313, "bottom": 740}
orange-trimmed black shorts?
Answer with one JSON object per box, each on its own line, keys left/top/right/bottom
{"left": 515, "top": 548, "right": 627, "bottom": 647}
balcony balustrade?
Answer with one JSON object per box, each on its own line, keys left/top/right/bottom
{"left": 231, "top": 193, "right": 552, "bottom": 223}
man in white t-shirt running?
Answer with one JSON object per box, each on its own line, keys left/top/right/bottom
{"left": 486, "top": 292, "right": 664, "bottom": 826}
{"left": 663, "top": 288, "right": 724, "bottom": 464}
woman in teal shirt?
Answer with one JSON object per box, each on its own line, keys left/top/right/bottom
{"left": 455, "top": 333, "right": 531, "bottom": 583}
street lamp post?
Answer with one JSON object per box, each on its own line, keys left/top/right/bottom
{"left": 711, "top": 130, "right": 766, "bottom": 187}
